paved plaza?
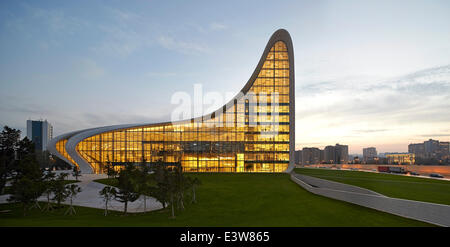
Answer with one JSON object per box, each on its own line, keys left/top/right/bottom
{"left": 0, "top": 171, "right": 163, "bottom": 213}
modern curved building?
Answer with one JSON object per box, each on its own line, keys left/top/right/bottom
{"left": 48, "top": 29, "right": 295, "bottom": 174}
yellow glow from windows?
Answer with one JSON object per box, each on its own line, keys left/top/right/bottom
{"left": 73, "top": 41, "right": 290, "bottom": 173}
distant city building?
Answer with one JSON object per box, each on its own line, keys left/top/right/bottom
{"left": 386, "top": 153, "right": 415, "bottom": 165}
{"left": 295, "top": 150, "right": 302, "bottom": 164}
{"left": 408, "top": 143, "right": 425, "bottom": 158}
{"left": 363, "top": 147, "right": 377, "bottom": 163}
{"left": 322, "top": 144, "right": 348, "bottom": 164}
{"left": 324, "top": 146, "right": 335, "bottom": 163}
{"left": 378, "top": 152, "right": 387, "bottom": 158}
{"left": 301, "top": 147, "right": 321, "bottom": 165}
{"left": 438, "top": 142, "right": 450, "bottom": 160}
{"left": 424, "top": 139, "right": 440, "bottom": 158}
{"left": 26, "top": 119, "right": 53, "bottom": 151}
{"left": 409, "top": 139, "right": 450, "bottom": 161}
{"left": 298, "top": 144, "right": 349, "bottom": 165}
{"left": 335, "top": 144, "right": 349, "bottom": 164}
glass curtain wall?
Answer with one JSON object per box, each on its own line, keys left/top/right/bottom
{"left": 55, "top": 139, "right": 79, "bottom": 167}
{"left": 76, "top": 41, "right": 290, "bottom": 174}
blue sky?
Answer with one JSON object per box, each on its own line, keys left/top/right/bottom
{"left": 1, "top": 0, "right": 450, "bottom": 154}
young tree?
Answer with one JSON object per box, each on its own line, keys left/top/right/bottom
{"left": 174, "top": 164, "right": 188, "bottom": 211}
{"left": 151, "top": 161, "right": 170, "bottom": 209}
{"left": 167, "top": 169, "right": 178, "bottom": 218}
{"left": 103, "top": 162, "right": 117, "bottom": 179}
{"left": 137, "top": 164, "right": 154, "bottom": 213}
{"left": 16, "top": 137, "right": 35, "bottom": 161}
{"left": 65, "top": 184, "right": 81, "bottom": 215}
{"left": 42, "top": 171, "right": 56, "bottom": 212}
{"left": 99, "top": 186, "right": 117, "bottom": 216}
{"left": 72, "top": 166, "right": 81, "bottom": 182}
{"left": 115, "top": 164, "right": 139, "bottom": 215}
{"left": 8, "top": 177, "right": 39, "bottom": 216}
{"left": 0, "top": 126, "right": 22, "bottom": 193}
{"left": 189, "top": 177, "right": 202, "bottom": 204}
{"left": 8, "top": 154, "right": 44, "bottom": 215}
{"left": 52, "top": 173, "right": 69, "bottom": 209}
{"left": 0, "top": 155, "right": 9, "bottom": 195}
{"left": 0, "top": 126, "right": 21, "bottom": 161}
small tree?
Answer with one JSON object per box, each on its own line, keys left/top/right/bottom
{"left": 115, "top": 164, "right": 140, "bottom": 215}
{"left": 174, "top": 164, "right": 188, "bottom": 211}
{"left": 0, "top": 126, "right": 21, "bottom": 193}
{"left": 167, "top": 169, "right": 178, "bottom": 218}
{"left": 189, "top": 177, "right": 202, "bottom": 204}
{"left": 42, "top": 171, "right": 56, "bottom": 211}
{"left": 151, "top": 161, "right": 169, "bottom": 209}
{"left": 104, "top": 162, "right": 117, "bottom": 179}
{"left": 65, "top": 184, "right": 81, "bottom": 215}
{"left": 72, "top": 166, "right": 81, "bottom": 181}
{"left": 8, "top": 177, "right": 39, "bottom": 216}
{"left": 137, "top": 163, "right": 154, "bottom": 213}
{"left": 0, "top": 155, "right": 9, "bottom": 195}
{"left": 8, "top": 155, "right": 44, "bottom": 215}
{"left": 99, "top": 186, "right": 116, "bottom": 216}
{"left": 52, "top": 173, "right": 69, "bottom": 209}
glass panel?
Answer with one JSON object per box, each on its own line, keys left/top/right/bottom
{"left": 73, "top": 41, "right": 290, "bottom": 173}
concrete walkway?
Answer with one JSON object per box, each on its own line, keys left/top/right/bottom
{"left": 0, "top": 172, "right": 163, "bottom": 213}
{"left": 291, "top": 172, "right": 450, "bottom": 227}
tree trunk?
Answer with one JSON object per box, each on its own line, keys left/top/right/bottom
{"left": 43, "top": 193, "right": 52, "bottom": 211}
{"left": 179, "top": 192, "right": 185, "bottom": 210}
{"left": 124, "top": 200, "right": 128, "bottom": 215}
{"left": 170, "top": 195, "right": 175, "bottom": 218}
{"left": 143, "top": 195, "right": 146, "bottom": 212}
{"left": 105, "top": 199, "right": 108, "bottom": 216}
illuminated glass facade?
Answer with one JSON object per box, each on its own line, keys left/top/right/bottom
{"left": 48, "top": 29, "right": 295, "bottom": 174}
{"left": 55, "top": 139, "right": 78, "bottom": 167}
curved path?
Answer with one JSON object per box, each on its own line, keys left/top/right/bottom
{"left": 291, "top": 172, "right": 450, "bottom": 227}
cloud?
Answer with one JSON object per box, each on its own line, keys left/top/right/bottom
{"left": 209, "top": 22, "right": 228, "bottom": 31}
{"left": 146, "top": 72, "right": 178, "bottom": 77}
{"left": 23, "top": 4, "right": 88, "bottom": 35}
{"left": 157, "top": 35, "right": 210, "bottom": 55}
{"left": 78, "top": 59, "right": 105, "bottom": 79}
{"left": 295, "top": 64, "right": 450, "bottom": 151}
{"left": 353, "top": 129, "right": 390, "bottom": 134}
{"left": 418, "top": 134, "right": 450, "bottom": 137}
{"left": 91, "top": 21, "right": 152, "bottom": 57}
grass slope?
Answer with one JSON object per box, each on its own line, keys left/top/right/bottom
{"left": 295, "top": 168, "right": 450, "bottom": 205}
{"left": 0, "top": 173, "right": 433, "bottom": 226}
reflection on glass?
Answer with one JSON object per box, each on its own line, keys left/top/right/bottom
{"left": 74, "top": 41, "right": 290, "bottom": 174}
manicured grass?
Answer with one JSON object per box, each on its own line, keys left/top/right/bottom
{"left": 0, "top": 173, "right": 433, "bottom": 226}
{"left": 295, "top": 168, "right": 450, "bottom": 205}
{"left": 93, "top": 178, "right": 119, "bottom": 187}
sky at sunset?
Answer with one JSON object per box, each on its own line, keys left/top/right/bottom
{"left": 1, "top": 0, "right": 450, "bottom": 154}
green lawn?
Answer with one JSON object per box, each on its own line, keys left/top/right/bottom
{"left": 93, "top": 177, "right": 119, "bottom": 187}
{"left": 295, "top": 168, "right": 450, "bottom": 205}
{"left": 0, "top": 173, "right": 434, "bottom": 226}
